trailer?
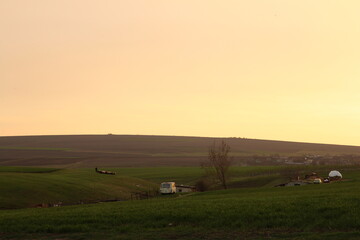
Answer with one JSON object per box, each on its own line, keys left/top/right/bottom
{"left": 159, "top": 182, "right": 176, "bottom": 194}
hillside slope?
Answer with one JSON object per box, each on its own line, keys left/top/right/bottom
{"left": 0, "top": 167, "right": 157, "bottom": 209}
{"left": 1, "top": 135, "right": 360, "bottom": 166}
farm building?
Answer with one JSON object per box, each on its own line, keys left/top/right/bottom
{"left": 276, "top": 170, "right": 343, "bottom": 187}
{"left": 329, "top": 170, "right": 342, "bottom": 180}
{"left": 276, "top": 172, "right": 321, "bottom": 187}
{"left": 176, "top": 185, "right": 196, "bottom": 193}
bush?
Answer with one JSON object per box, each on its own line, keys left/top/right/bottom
{"left": 195, "top": 179, "right": 210, "bottom": 192}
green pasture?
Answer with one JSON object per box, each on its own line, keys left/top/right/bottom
{"left": 0, "top": 165, "right": 357, "bottom": 209}
{"left": 0, "top": 167, "right": 157, "bottom": 209}
{"left": 0, "top": 165, "right": 360, "bottom": 239}
{"left": 0, "top": 167, "right": 359, "bottom": 239}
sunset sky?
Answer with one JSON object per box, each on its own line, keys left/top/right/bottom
{"left": 1, "top": 0, "right": 360, "bottom": 145}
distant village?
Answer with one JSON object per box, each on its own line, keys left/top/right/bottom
{"left": 239, "top": 154, "right": 360, "bottom": 166}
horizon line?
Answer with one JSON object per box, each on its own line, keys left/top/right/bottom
{"left": 0, "top": 133, "right": 359, "bottom": 148}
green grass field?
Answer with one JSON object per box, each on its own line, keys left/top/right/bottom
{"left": 0, "top": 165, "right": 342, "bottom": 209}
{"left": 0, "top": 165, "right": 360, "bottom": 239}
{"left": 0, "top": 167, "right": 158, "bottom": 209}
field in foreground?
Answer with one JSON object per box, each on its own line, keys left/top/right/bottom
{"left": 0, "top": 166, "right": 360, "bottom": 239}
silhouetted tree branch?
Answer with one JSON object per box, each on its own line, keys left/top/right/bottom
{"left": 202, "top": 140, "right": 232, "bottom": 189}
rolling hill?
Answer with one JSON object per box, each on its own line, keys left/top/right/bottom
{"left": 0, "top": 135, "right": 360, "bottom": 167}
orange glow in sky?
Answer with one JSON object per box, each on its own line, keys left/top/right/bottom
{"left": 1, "top": 0, "right": 360, "bottom": 145}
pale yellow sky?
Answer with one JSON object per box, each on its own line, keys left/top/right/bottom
{"left": 1, "top": 0, "right": 360, "bottom": 145}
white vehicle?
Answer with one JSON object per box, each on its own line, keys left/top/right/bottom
{"left": 160, "top": 182, "right": 176, "bottom": 194}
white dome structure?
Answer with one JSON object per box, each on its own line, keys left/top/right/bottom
{"left": 329, "top": 170, "right": 342, "bottom": 179}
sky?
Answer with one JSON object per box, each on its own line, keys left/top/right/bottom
{"left": 1, "top": 0, "right": 360, "bottom": 145}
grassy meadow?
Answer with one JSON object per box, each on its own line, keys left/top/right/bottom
{"left": 0, "top": 165, "right": 349, "bottom": 209}
{"left": 0, "top": 165, "right": 360, "bottom": 239}
{"left": 0, "top": 167, "right": 157, "bottom": 209}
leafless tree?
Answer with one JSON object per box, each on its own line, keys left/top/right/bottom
{"left": 201, "top": 140, "right": 232, "bottom": 189}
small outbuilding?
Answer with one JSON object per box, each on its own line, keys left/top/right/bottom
{"left": 176, "top": 185, "right": 196, "bottom": 193}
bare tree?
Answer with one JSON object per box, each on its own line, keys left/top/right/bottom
{"left": 202, "top": 140, "right": 232, "bottom": 189}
